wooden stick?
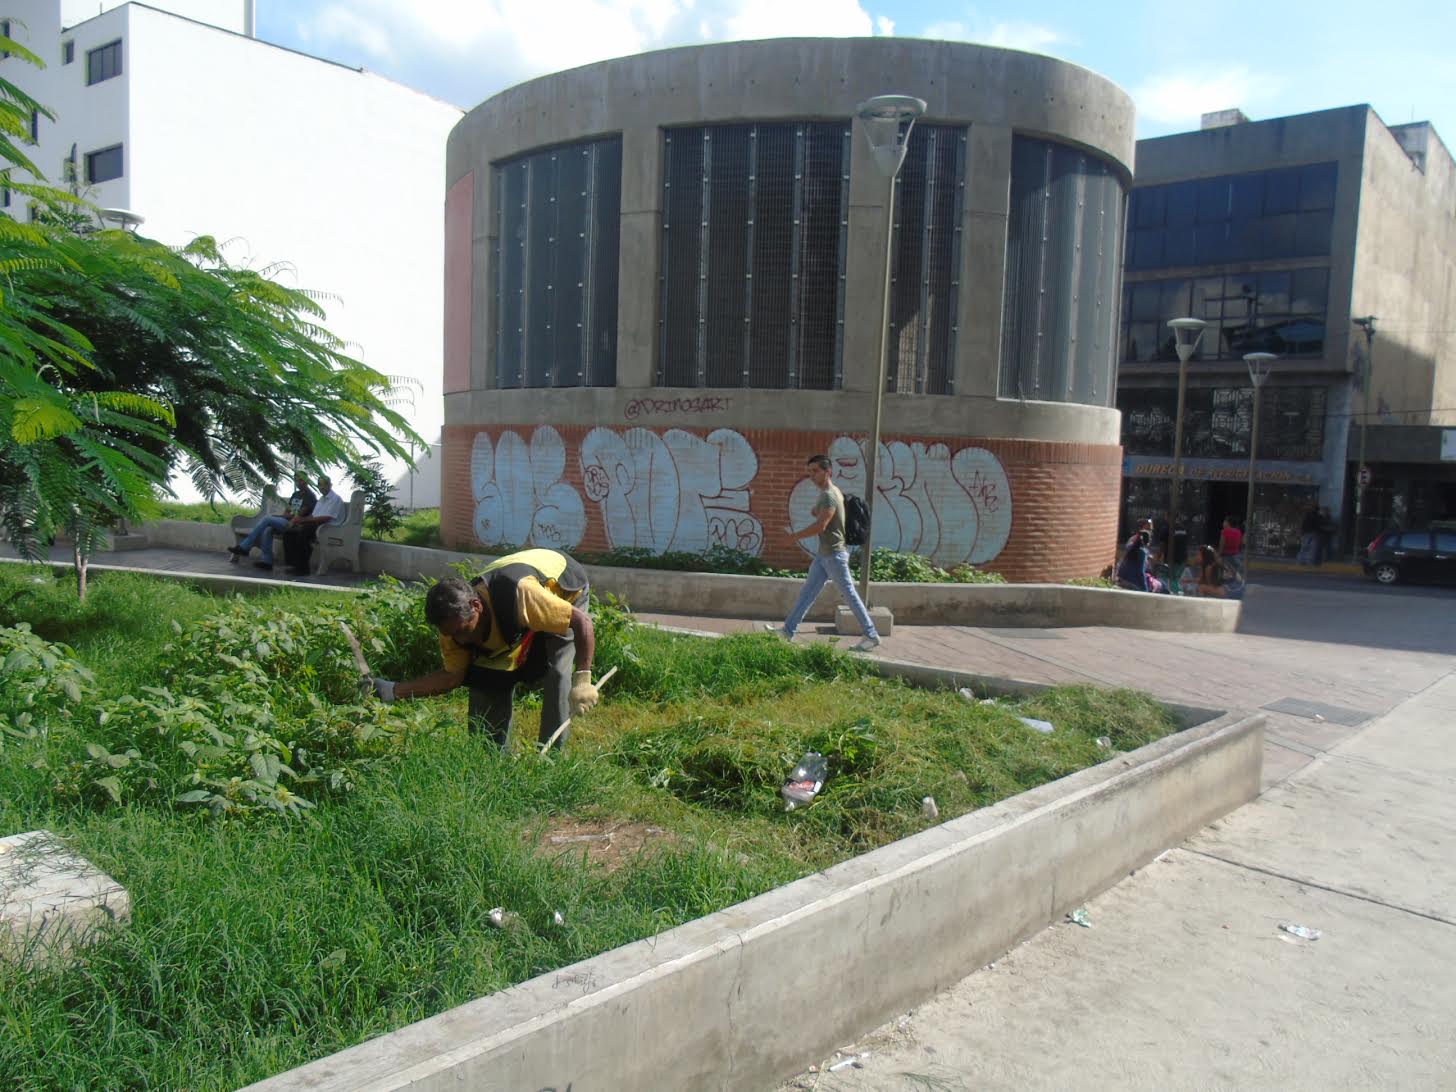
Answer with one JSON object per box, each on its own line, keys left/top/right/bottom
{"left": 539, "top": 665, "right": 618, "bottom": 755}
{"left": 340, "top": 621, "right": 372, "bottom": 697}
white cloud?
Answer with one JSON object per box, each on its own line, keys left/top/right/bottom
{"left": 1132, "top": 66, "right": 1281, "bottom": 126}
{"left": 291, "top": 0, "right": 876, "bottom": 106}
{"left": 875, "top": 15, "right": 894, "bottom": 36}
{"left": 982, "top": 21, "right": 1064, "bottom": 54}
{"left": 920, "top": 18, "right": 1064, "bottom": 56}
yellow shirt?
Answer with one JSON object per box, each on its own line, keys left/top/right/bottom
{"left": 437, "top": 574, "right": 576, "bottom": 674}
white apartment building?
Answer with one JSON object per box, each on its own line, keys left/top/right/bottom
{"left": 2, "top": 0, "right": 461, "bottom": 506}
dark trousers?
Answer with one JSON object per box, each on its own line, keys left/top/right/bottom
{"left": 281, "top": 526, "right": 317, "bottom": 572}
{"left": 466, "top": 630, "right": 576, "bottom": 749}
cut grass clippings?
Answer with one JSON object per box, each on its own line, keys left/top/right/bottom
{"left": 0, "top": 566, "right": 1175, "bottom": 1089}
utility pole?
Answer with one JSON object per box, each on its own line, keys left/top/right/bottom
{"left": 1352, "top": 316, "right": 1377, "bottom": 558}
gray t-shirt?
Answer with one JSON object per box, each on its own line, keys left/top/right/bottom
{"left": 815, "top": 483, "right": 846, "bottom": 556}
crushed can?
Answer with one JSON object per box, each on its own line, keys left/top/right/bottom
{"left": 780, "top": 751, "right": 828, "bottom": 811}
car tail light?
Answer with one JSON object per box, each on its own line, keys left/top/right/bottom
{"left": 1367, "top": 532, "right": 1387, "bottom": 552}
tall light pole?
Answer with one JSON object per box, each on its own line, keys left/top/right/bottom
{"left": 1242, "top": 352, "right": 1277, "bottom": 564}
{"left": 1166, "top": 318, "right": 1207, "bottom": 558}
{"left": 1352, "top": 315, "right": 1377, "bottom": 557}
{"left": 854, "top": 93, "right": 926, "bottom": 607}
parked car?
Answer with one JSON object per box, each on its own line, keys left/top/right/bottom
{"left": 1362, "top": 528, "right": 1456, "bottom": 586}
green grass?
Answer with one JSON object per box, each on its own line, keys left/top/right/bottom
{"left": 0, "top": 567, "right": 1173, "bottom": 1088}
{"left": 155, "top": 500, "right": 252, "bottom": 524}
{"left": 367, "top": 507, "right": 444, "bottom": 548}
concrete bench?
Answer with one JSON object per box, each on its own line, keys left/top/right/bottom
{"left": 312, "top": 490, "right": 368, "bottom": 576}
{"left": 230, "top": 488, "right": 285, "bottom": 551}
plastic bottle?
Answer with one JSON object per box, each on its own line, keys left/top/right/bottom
{"left": 780, "top": 751, "right": 828, "bottom": 811}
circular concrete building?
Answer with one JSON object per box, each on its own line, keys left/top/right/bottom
{"left": 440, "top": 38, "right": 1134, "bottom": 580}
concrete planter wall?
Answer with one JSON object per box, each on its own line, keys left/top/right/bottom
{"left": 141, "top": 520, "right": 1241, "bottom": 633}
{"left": 245, "top": 675, "right": 1261, "bottom": 1091}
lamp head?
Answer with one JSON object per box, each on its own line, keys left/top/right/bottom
{"left": 1243, "top": 351, "right": 1277, "bottom": 386}
{"left": 855, "top": 94, "right": 927, "bottom": 177}
{"left": 98, "top": 207, "right": 145, "bottom": 232}
{"left": 1167, "top": 317, "right": 1208, "bottom": 364}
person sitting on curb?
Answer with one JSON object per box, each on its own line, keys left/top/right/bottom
{"left": 765, "top": 453, "right": 880, "bottom": 652}
{"left": 366, "top": 548, "right": 600, "bottom": 752}
{"left": 228, "top": 471, "right": 315, "bottom": 571}
{"left": 1196, "top": 545, "right": 1227, "bottom": 597}
{"left": 1116, "top": 530, "right": 1165, "bottom": 592}
{"left": 274, "top": 474, "right": 346, "bottom": 576}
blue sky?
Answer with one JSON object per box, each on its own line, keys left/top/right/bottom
{"left": 257, "top": 1, "right": 1456, "bottom": 143}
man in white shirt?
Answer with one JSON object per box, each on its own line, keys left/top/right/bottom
{"left": 281, "top": 474, "right": 346, "bottom": 575}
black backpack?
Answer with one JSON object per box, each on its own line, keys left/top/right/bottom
{"left": 843, "top": 493, "right": 870, "bottom": 547}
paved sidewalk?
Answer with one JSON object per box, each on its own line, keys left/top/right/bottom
{"left": 780, "top": 672, "right": 1456, "bottom": 1091}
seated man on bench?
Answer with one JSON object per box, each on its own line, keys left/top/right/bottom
{"left": 229, "top": 471, "right": 315, "bottom": 571}
{"left": 280, "top": 474, "right": 346, "bottom": 576}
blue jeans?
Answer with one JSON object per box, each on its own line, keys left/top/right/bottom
{"left": 239, "top": 514, "right": 290, "bottom": 564}
{"left": 783, "top": 549, "right": 878, "bottom": 640}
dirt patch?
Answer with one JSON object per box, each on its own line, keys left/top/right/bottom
{"left": 531, "top": 816, "right": 678, "bottom": 873}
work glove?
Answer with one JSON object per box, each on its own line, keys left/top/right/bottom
{"left": 568, "top": 670, "right": 599, "bottom": 717}
{"left": 371, "top": 677, "right": 396, "bottom": 703}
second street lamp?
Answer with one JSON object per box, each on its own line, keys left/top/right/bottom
{"left": 854, "top": 93, "right": 926, "bottom": 607}
{"left": 1166, "top": 318, "right": 1207, "bottom": 565}
{"left": 1242, "top": 352, "right": 1278, "bottom": 568}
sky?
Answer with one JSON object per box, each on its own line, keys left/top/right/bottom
{"left": 256, "top": 0, "right": 1456, "bottom": 143}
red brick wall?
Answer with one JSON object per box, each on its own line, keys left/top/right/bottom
{"left": 441, "top": 424, "right": 1122, "bottom": 583}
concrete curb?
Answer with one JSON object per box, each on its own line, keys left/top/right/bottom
{"left": 246, "top": 705, "right": 1263, "bottom": 1091}
{"left": 129, "top": 521, "right": 1241, "bottom": 632}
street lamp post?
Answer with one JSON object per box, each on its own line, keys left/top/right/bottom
{"left": 854, "top": 93, "right": 926, "bottom": 607}
{"left": 1165, "top": 318, "right": 1207, "bottom": 561}
{"left": 1242, "top": 352, "right": 1278, "bottom": 563}
{"left": 1352, "top": 315, "right": 1377, "bottom": 557}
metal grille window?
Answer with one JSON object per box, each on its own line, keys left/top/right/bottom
{"left": 886, "top": 125, "right": 965, "bottom": 395}
{"left": 659, "top": 122, "right": 850, "bottom": 390}
{"left": 1001, "top": 136, "right": 1126, "bottom": 406}
{"left": 493, "top": 137, "right": 621, "bottom": 389}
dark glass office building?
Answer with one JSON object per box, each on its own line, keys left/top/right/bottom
{"left": 1117, "top": 106, "right": 1456, "bottom": 557}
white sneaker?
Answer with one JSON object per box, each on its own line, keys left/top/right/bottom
{"left": 762, "top": 623, "right": 792, "bottom": 640}
{"left": 851, "top": 636, "right": 881, "bottom": 653}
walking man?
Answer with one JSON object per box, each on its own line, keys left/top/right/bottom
{"left": 367, "top": 548, "right": 600, "bottom": 751}
{"left": 766, "top": 454, "right": 881, "bottom": 652}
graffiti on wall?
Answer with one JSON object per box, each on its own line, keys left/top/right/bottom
{"left": 579, "top": 427, "right": 763, "bottom": 554}
{"left": 464, "top": 425, "right": 1012, "bottom": 565}
{"left": 471, "top": 428, "right": 587, "bottom": 550}
{"left": 789, "top": 436, "right": 1012, "bottom": 564}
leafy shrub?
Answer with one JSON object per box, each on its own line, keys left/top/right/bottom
{"left": 863, "top": 547, "right": 1006, "bottom": 584}
{"left": 0, "top": 623, "right": 95, "bottom": 750}
{"left": 351, "top": 456, "right": 407, "bottom": 540}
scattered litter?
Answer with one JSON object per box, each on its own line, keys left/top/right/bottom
{"left": 1312, "top": 714, "right": 1326, "bottom": 722}
{"left": 1278, "top": 922, "right": 1321, "bottom": 941}
{"left": 552, "top": 910, "right": 565, "bottom": 926}
{"left": 828, "top": 1057, "right": 857, "bottom": 1072}
{"left": 781, "top": 752, "right": 828, "bottom": 811}
{"left": 1018, "top": 716, "right": 1055, "bottom": 734}
{"left": 549, "top": 832, "right": 613, "bottom": 844}
{"left": 1095, "top": 736, "right": 1112, "bottom": 749}
{"left": 487, "top": 907, "right": 521, "bottom": 930}
{"left": 1066, "top": 908, "right": 1092, "bottom": 928}
{"left": 921, "top": 796, "right": 939, "bottom": 820}
{"left": 951, "top": 770, "right": 969, "bottom": 784}
{"left": 957, "top": 687, "right": 976, "bottom": 701}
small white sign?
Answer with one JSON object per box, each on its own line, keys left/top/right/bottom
{"left": 1442, "top": 429, "right": 1456, "bottom": 462}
